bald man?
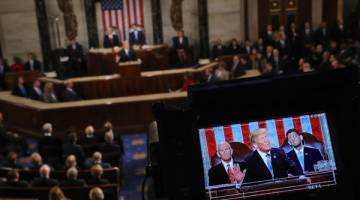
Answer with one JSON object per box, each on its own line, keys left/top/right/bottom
{"left": 31, "top": 164, "right": 58, "bottom": 187}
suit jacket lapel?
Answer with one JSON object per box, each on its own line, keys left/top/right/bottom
{"left": 254, "top": 150, "right": 273, "bottom": 178}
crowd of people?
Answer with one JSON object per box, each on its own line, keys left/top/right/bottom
{"left": 203, "top": 21, "right": 359, "bottom": 82}
{"left": 0, "top": 114, "right": 124, "bottom": 199}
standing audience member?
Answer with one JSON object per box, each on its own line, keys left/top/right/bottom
{"left": 29, "top": 79, "right": 43, "bottom": 101}
{"left": 24, "top": 53, "right": 42, "bottom": 72}
{"left": 43, "top": 82, "right": 58, "bottom": 103}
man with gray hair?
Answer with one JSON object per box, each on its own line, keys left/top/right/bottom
{"left": 39, "top": 123, "right": 61, "bottom": 165}
{"left": 31, "top": 164, "right": 58, "bottom": 187}
{"left": 242, "top": 128, "right": 304, "bottom": 183}
{"left": 60, "top": 167, "right": 86, "bottom": 187}
{"left": 208, "top": 142, "right": 247, "bottom": 186}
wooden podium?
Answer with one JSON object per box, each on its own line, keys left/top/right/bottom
{"left": 118, "top": 60, "right": 142, "bottom": 78}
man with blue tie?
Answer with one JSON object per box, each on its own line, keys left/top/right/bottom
{"left": 286, "top": 129, "right": 324, "bottom": 173}
{"left": 12, "top": 76, "right": 28, "bottom": 98}
{"left": 242, "top": 128, "right": 305, "bottom": 183}
{"left": 129, "top": 24, "right": 145, "bottom": 46}
{"left": 117, "top": 40, "right": 138, "bottom": 62}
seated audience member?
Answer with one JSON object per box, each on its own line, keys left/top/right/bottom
{"left": 264, "top": 45, "right": 274, "bottom": 62}
{"left": 100, "top": 130, "right": 121, "bottom": 153}
{"left": 227, "top": 38, "right": 241, "bottom": 55}
{"left": 286, "top": 129, "right": 324, "bottom": 173}
{"left": 261, "top": 62, "right": 276, "bottom": 76}
{"left": 88, "top": 164, "right": 110, "bottom": 185}
{"left": 67, "top": 39, "right": 86, "bottom": 76}
{"left": 61, "top": 81, "right": 82, "bottom": 101}
{"left": 170, "top": 72, "right": 195, "bottom": 92}
{"left": 117, "top": 40, "right": 137, "bottom": 62}
{"left": 30, "top": 152, "right": 43, "bottom": 170}
{"left": 103, "top": 121, "right": 124, "bottom": 154}
{"left": 85, "top": 152, "right": 112, "bottom": 169}
{"left": 59, "top": 167, "right": 86, "bottom": 187}
{"left": 172, "top": 30, "right": 190, "bottom": 64}
{"left": 0, "top": 58, "right": 9, "bottom": 90}
{"left": 241, "top": 40, "right": 253, "bottom": 55}
{"left": 271, "top": 49, "right": 285, "bottom": 73}
{"left": 103, "top": 26, "right": 121, "bottom": 48}
{"left": 48, "top": 186, "right": 67, "bottom": 200}
{"left": 129, "top": 24, "right": 146, "bottom": 46}
{"left": 203, "top": 68, "right": 217, "bottom": 83}
{"left": 0, "top": 169, "right": 29, "bottom": 187}
{"left": 62, "top": 154, "right": 78, "bottom": 170}
{"left": 254, "top": 38, "right": 265, "bottom": 53}
{"left": 24, "top": 52, "right": 42, "bottom": 71}
{"left": 300, "top": 62, "right": 313, "bottom": 73}
{"left": 43, "top": 82, "right": 59, "bottom": 103}
{"left": 230, "top": 55, "right": 246, "bottom": 78}
{"left": 79, "top": 125, "right": 99, "bottom": 144}
{"left": 253, "top": 52, "right": 266, "bottom": 70}
{"left": 212, "top": 38, "right": 226, "bottom": 59}
{"left": 31, "top": 164, "right": 59, "bottom": 187}
{"left": 1, "top": 151, "right": 23, "bottom": 169}
{"left": 29, "top": 79, "right": 43, "bottom": 101}
{"left": 214, "top": 62, "right": 230, "bottom": 81}
{"left": 62, "top": 132, "right": 86, "bottom": 167}
{"left": 239, "top": 57, "right": 252, "bottom": 70}
{"left": 39, "top": 123, "right": 61, "bottom": 157}
{"left": 12, "top": 76, "right": 28, "bottom": 98}
{"left": 0, "top": 112, "right": 25, "bottom": 156}
{"left": 89, "top": 187, "right": 105, "bottom": 200}
{"left": 10, "top": 57, "right": 25, "bottom": 72}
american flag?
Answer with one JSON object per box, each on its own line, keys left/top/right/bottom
{"left": 100, "top": 0, "right": 145, "bottom": 40}
{"left": 199, "top": 113, "right": 334, "bottom": 186}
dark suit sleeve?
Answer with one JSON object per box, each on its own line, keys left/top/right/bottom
{"left": 281, "top": 149, "right": 303, "bottom": 176}
{"left": 208, "top": 168, "right": 216, "bottom": 186}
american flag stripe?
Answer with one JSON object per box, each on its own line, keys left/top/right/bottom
{"left": 266, "top": 120, "right": 280, "bottom": 147}
{"left": 275, "top": 119, "right": 286, "bottom": 145}
{"left": 205, "top": 128, "right": 216, "bottom": 161}
{"left": 231, "top": 124, "right": 243, "bottom": 143}
{"left": 99, "top": 0, "right": 145, "bottom": 41}
{"left": 293, "top": 116, "right": 303, "bottom": 132}
{"left": 240, "top": 124, "right": 251, "bottom": 147}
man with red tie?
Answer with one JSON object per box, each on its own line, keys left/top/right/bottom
{"left": 103, "top": 26, "right": 121, "bottom": 48}
{"left": 208, "top": 142, "right": 247, "bottom": 186}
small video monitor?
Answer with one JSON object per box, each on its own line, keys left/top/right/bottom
{"left": 198, "top": 113, "right": 337, "bottom": 199}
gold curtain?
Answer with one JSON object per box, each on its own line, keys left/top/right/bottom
{"left": 57, "top": 0, "right": 78, "bottom": 41}
{"left": 170, "top": 0, "right": 184, "bottom": 31}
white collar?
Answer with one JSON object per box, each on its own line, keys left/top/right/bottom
{"left": 44, "top": 132, "right": 52, "bottom": 137}
{"left": 221, "top": 159, "right": 234, "bottom": 172}
{"left": 294, "top": 145, "right": 304, "bottom": 155}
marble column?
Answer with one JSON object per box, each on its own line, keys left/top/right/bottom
{"left": 312, "top": 0, "right": 323, "bottom": 27}
{"left": 151, "top": 0, "right": 163, "bottom": 44}
{"left": 247, "top": 0, "right": 259, "bottom": 41}
{"left": 84, "top": 0, "right": 100, "bottom": 48}
{"left": 35, "top": 0, "right": 52, "bottom": 71}
{"left": 198, "top": 0, "right": 209, "bottom": 58}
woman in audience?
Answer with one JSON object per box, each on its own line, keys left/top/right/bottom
{"left": 48, "top": 186, "right": 67, "bottom": 200}
{"left": 30, "top": 152, "right": 43, "bottom": 170}
{"left": 43, "top": 82, "right": 58, "bottom": 103}
{"left": 89, "top": 187, "right": 105, "bottom": 200}
{"left": 10, "top": 57, "right": 25, "bottom": 72}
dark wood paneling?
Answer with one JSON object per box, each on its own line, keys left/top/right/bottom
{"left": 298, "top": 0, "right": 312, "bottom": 26}
{"left": 323, "top": 0, "right": 338, "bottom": 27}
{"left": 258, "top": 0, "right": 270, "bottom": 36}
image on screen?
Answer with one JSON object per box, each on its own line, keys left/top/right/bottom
{"left": 198, "top": 113, "right": 337, "bottom": 199}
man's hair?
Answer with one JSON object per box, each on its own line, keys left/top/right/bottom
{"left": 48, "top": 186, "right": 66, "bottom": 200}
{"left": 40, "top": 164, "right": 51, "bottom": 178}
{"left": 31, "top": 152, "right": 43, "bottom": 165}
{"left": 7, "top": 169, "right": 19, "bottom": 181}
{"left": 67, "top": 167, "right": 78, "bottom": 179}
{"left": 90, "top": 164, "right": 103, "bottom": 177}
{"left": 250, "top": 128, "right": 267, "bottom": 143}
{"left": 66, "top": 154, "right": 77, "bottom": 167}
{"left": 67, "top": 132, "right": 78, "bottom": 144}
{"left": 93, "top": 152, "right": 102, "bottom": 164}
{"left": 42, "top": 123, "right": 52, "bottom": 132}
{"left": 286, "top": 128, "right": 301, "bottom": 137}
{"left": 216, "top": 142, "right": 232, "bottom": 153}
{"left": 89, "top": 187, "right": 104, "bottom": 200}
{"left": 104, "top": 130, "right": 114, "bottom": 144}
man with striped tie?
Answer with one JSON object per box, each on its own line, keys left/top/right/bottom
{"left": 208, "top": 142, "right": 247, "bottom": 186}
{"left": 243, "top": 128, "right": 304, "bottom": 183}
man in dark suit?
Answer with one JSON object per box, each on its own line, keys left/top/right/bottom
{"left": 61, "top": 81, "right": 82, "bottom": 102}
{"left": 117, "top": 40, "right": 137, "bottom": 62}
{"left": 262, "top": 24, "right": 275, "bottom": 48}
{"left": 67, "top": 39, "right": 86, "bottom": 75}
{"left": 286, "top": 129, "right": 324, "bottom": 173}
{"left": 88, "top": 164, "right": 110, "bottom": 185}
{"left": 85, "top": 152, "right": 112, "bottom": 169}
{"left": 0, "top": 58, "right": 9, "bottom": 90}
{"left": 11, "top": 76, "right": 28, "bottom": 98}
{"left": 38, "top": 123, "right": 62, "bottom": 165}
{"left": 24, "top": 53, "right": 42, "bottom": 72}
{"left": 59, "top": 167, "right": 86, "bottom": 187}
{"left": 103, "top": 26, "right": 121, "bottom": 48}
{"left": 62, "top": 132, "right": 86, "bottom": 167}
{"left": 0, "top": 169, "right": 29, "bottom": 187}
{"left": 243, "top": 128, "right": 304, "bottom": 183}
{"left": 208, "top": 142, "right": 247, "bottom": 186}
{"left": 315, "top": 21, "right": 330, "bottom": 45}
{"left": 29, "top": 79, "right": 43, "bottom": 101}
{"left": 129, "top": 24, "right": 146, "bottom": 46}
{"left": 212, "top": 39, "right": 226, "bottom": 59}
{"left": 31, "top": 164, "right": 59, "bottom": 187}
{"left": 230, "top": 55, "right": 246, "bottom": 78}
{"left": 99, "top": 130, "right": 121, "bottom": 153}
{"left": 79, "top": 125, "right": 99, "bottom": 144}
{"left": 172, "top": 30, "right": 190, "bottom": 64}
